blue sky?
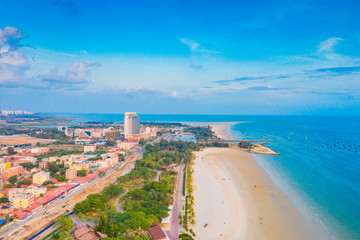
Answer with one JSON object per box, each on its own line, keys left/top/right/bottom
{"left": 0, "top": 0, "right": 359, "bottom": 115}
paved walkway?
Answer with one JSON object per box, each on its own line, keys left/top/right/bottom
{"left": 166, "top": 160, "right": 185, "bottom": 240}
{"left": 115, "top": 188, "right": 129, "bottom": 213}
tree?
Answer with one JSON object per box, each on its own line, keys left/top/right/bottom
{"left": 13, "top": 214, "right": 19, "bottom": 220}
{"left": 57, "top": 175, "right": 66, "bottom": 181}
{"left": 20, "top": 162, "right": 35, "bottom": 171}
{"left": 179, "top": 233, "right": 194, "bottom": 240}
{"left": 42, "top": 180, "right": 55, "bottom": 186}
{"left": 57, "top": 215, "right": 73, "bottom": 231}
{"left": 0, "top": 197, "right": 8, "bottom": 203}
{"left": 103, "top": 184, "right": 124, "bottom": 198}
{"left": 20, "top": 178, "right": 32, "bottom": 185}
{"left": 105, "top": 140, "right": 116, "bottom": 147}
{"left": 98, "top": 171, "right": 106, "bottom": 178}
{"left": 7, "top": 147, "right": 15, "bottom": 155}
{"left": 77, "top": 169, "right": 87, "bottom": 177}
{"left": 118, "top": 153, "right": 125, "bottom": 161}
{"left": 9, "top": 175, "right": 18, "bottom": 184}
{"left": 47, "top": 162, "right": 59, "bottom": 175}
{"left": 5, "top": 183, "right": 14, "bottom": 188}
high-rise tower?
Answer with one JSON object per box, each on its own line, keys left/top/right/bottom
{"left": 124, "top": 112, "right": 140, "bottom": 138}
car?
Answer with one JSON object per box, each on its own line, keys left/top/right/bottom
{"left": 62, "top": 205, "right": 66, "bottom": 208}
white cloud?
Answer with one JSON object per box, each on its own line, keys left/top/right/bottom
{"left": 0, "top": 26, "right": 99, "bottom": 89}
{"left": 317, "top": 37, "right": 344, "bottom": 60}
{"left": 41, "top": 61, "right": 101, "bottom": 85}
{"left": 180, "top": 38, "right": 221, "bottom": 54}
{"left": 0, "top": 27, "right": 31, "bottom": 87}
{"left": 0, "top": 26, "right": 24, "bottom": 49}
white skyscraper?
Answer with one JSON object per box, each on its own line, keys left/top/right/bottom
{"left": 124, "top": 112, "right": 140, "bottom": 138}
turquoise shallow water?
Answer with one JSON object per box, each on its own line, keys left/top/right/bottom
{"left": 48, "top": 114, "right": 360, "bottom": 239}
{"left": 230, "top": 117, "right": 360, "bottom": 240}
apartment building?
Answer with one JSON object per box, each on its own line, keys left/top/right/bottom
{"left": 124, "top": 112, "right": 140, "bottom": 139}
{"left": 33, "top": 171, "right": 50, "bottom": 185}
{"left": 66, "top": 169, "right": 77, "bottom": 180}
{"left": 25, "top": 185, "right": 47, "bottom": 198}
{"left": 8, "top": 188, "right": 25, "bottom": 202}
{"left": 3, "top": 166, "right": 25, "bottom": 178}
{"left": 13, "top": 194, "right": 34, "bottom": 209}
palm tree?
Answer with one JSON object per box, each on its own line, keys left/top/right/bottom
{"left": 13, "top": 214, "right": 19, "bottom": 220}
{"left": 5, "top": 215, "right": 10, "bottom": 223}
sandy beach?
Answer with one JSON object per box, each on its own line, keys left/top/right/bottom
{"left": 192, "top": 124, "right": 330, "bottom": 240}
{"left": 187, "top": 122, "right": 235, "bottom": 139}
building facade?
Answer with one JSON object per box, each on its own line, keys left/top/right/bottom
{"left": 13, "top": 194, "right": 34, "bottom": 209}
{"left": 3, "top": 166, "right": 24, "bottom": 178}
{"left": 124, "top": 112, "right": 140, "bottom": 138}
{"left": 84, "top": 145, "right": 96, "bottom": 153}
{"left": 33, "top": 171, "right": 50, "bottom": 185}
{"left": 66, "top": 169, "right": 77, "bottom": 180}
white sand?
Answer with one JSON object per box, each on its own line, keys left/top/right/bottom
{"left": 193, "top": 148, "right": 247, "bottom": 239}
{"left": 192, "top": 147, "right": 330, "bottom": 240}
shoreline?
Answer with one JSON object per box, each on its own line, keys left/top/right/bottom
{"left": 191, "top": 123, "right": 331, "bottom": 239}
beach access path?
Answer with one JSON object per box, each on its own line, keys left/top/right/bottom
{"left": 166, "top": 159, "right": 185, "bottom": 240}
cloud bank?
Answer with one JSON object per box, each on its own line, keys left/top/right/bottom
{"left": 0, "top": 26, "right": 99, "bottom": 89}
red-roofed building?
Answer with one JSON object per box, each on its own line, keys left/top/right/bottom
{"left": 9, "top": 211, "right": 31, "bottom": 220}
{"left": 50, "top": 178, "right": 58, "bottom": 183}
{"left": 147, "top": 225, "right": 169, "bottom": 240}
{"left": 24, "top": 203, "right": 41, "bottom": 212}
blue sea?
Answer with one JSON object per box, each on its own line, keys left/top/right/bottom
{"left": 48, "top": 114, "right": 360, "bottom": 239}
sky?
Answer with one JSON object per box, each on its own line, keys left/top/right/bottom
{"left": 0, "top": 0, "right": 359, "bottom": 115}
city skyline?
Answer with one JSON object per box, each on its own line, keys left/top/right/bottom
{"left": 0, "top": 1, "right": 360, "bottom": 115}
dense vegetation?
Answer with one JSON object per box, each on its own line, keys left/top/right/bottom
{"left": 51, "top": 214, "right": 73, "bottom": 240}
{"left": 238, "top": 141, "right": 254, "bottom": 149}
{"left": 72, "top": 139, "right": 203, "bottom": 239}
{"left": 36, "top": 149, "right": 83, "bottom": 160}
{"left": 185, "top": 126, "right": 215, "bottom": 140}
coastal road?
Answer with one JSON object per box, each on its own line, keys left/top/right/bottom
{"left": 166, "top": 160, "right": 185, "bottom": 240}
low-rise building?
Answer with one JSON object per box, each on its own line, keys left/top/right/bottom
{"left": 0, "top": 206, "right": 14, "bottom": 216}
{"left": 13, "top": 193, "right": 34, "bottom": 209}
{"left": 148, "top": 225, "right": 170, "bottom": 240}
{"left": 8, "top": 188, "right": 25, "bottom": 202}
{"left": 66, "top": 169, "right": 77, "bottom": 180}
{"left": 84, "top": 145, "right": 96, "bottom": 153}
{"left": 3, "top": 166, "right": 25, "bottom": 178}
{"left": 117, "top": 140, "right": 138, "bottom": 150}
{"left": 73, "top": 225, "right": 100, "bottom": 240}
{"left": 39, "top": 161, "right": 48, "bottom": 169}
{"left": 49, "top": 156, "right": 58, "bottom": 162}
{"left": 30, "top": 147, "right": 49, "bottom": 154}
{"left": 13, "top": 157, "right": 37, "bottom": 166}
{"left": 25, "top": 185, "right": 47, "bottom": 198}
{"left": 33, "top": 171, "right": 50, "bottom": 185}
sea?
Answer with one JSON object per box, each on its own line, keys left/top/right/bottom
{"left": 48, "top": 113, "right": 360, "bottom": 239}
